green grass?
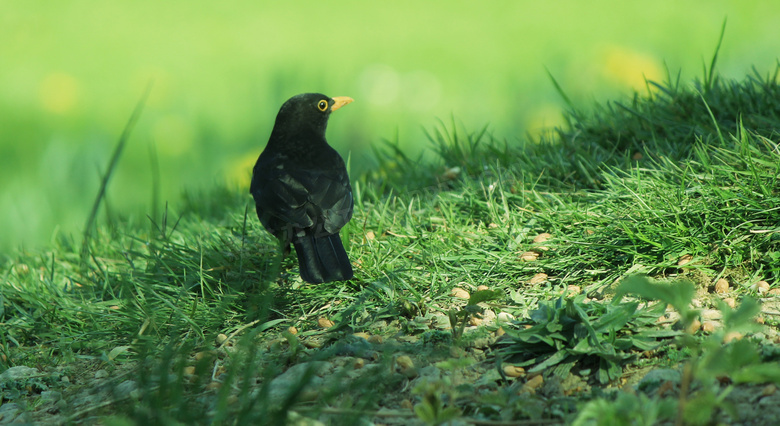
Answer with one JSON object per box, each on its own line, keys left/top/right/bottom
{"left": 2, "top": 60, "right": 780, "bottom": 424}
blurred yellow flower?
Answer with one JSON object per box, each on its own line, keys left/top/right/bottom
{"left": 527, "top": 103, "right": 566, "bottom": 137}
{"left": 227, "top": 152, "right": 258, "bottom": 190}
{"left": 39, "top": 72, "right": 80, "bottom": 114}
{"left": 602, "top": 46, "right": 664, "bottom": 92}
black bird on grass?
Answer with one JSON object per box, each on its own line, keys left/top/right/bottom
{"left": 250, "top": 93, "right": 354, "bottom": 283}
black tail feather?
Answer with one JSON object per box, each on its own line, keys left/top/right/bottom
{"left": 292, "top": 233, "right": 353, "bottom": 283}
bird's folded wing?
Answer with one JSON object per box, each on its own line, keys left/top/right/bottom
{"left": 257, "top": 168, "right": 352, "bottom": 233}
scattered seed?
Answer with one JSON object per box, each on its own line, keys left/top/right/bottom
{"left": 714, "top": 278, "right": 729, "bottom": 294}
{"left": 183, "top": 366, "right": 196, "bottom": 376}
{"left": 368, "top": 335, "right": 384, "bottom": 344}
{"left": 701, "top": 309, "right": 722, "bottom": 321}
{"left": 481, "top": 309, "right": 497, "bottom": 325}
{"left": 724, "top": 331, "right": 743, "bottom": 343}
{"left": 753, "top": 280, "right": 770, "bottom": 294}
{"left": 527, "top": 273, "right": 548, "bottom": 285}
{"left": 365, "top": 231, "right": 376, "bottom": 241}
{"left": 396, "top": 355, "right": 417, "bottom": 379}
{"left": 287, "top": 326, "right": 298, "bottom": 335}
{"left": 677, "top": 254, "right": 693, "bottom": 266}
{"left": 503, "top": 365, "right": 525, "bottom": 378}
{"left": 450, "top": 287, "right": 470, "bottom": 299}
{"left": 318, "top": 318, "right": 335, "bottom": 328}
{"left": 687, "top": 319, "right": 702, "bottom": 334}
{"left": 353, "top": 358, "right": 365, "bottom": 369}
{"left": 496, "top": 327, "right": 505, "bottom": 337}
{"left": 520, "top": 251, "right": 539, "bottom": 262}
{"left": 353, "top": 332, "right": 371, "bottom": 340}
{"left": 469, "top": 316, "right": 483, "bottom": 326}
{"left": 567, "top": 285, "right": 581, "bottom": 295}
{"left": 215, "top": 334, "right": 229, "bottom": 345}
{"left": 477, "top": 285, "right": 489, "bottom": 291}
{"left": 521, "top": 374, "right": 544, "bottom": 394}
{"left": 722, "top": 297, "right": 736, "bottom": 309}
{"left": 396, "top": 355, "right": 414, "bottom": 370}
{"left": 533, "top": 232, "right": 552, "bottom": 252}
{"left": 702, "top": 321, "right": 719, "bottom": 333}
{"left": 533, "top": 233, "right": 552, "bottom": 243}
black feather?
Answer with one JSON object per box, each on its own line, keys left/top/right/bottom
{"left": 293, "top": 234, "right": 353, "bottom": 284}
{"left": 250, "top": 93, "right": 355, "bottom": 283}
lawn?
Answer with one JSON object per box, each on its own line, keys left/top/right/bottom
{"left": 2, "top": 42, "right": 780, "bottom": 424}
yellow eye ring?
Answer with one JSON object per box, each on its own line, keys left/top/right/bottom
{"left": 317, "top": 100, "right": 329, "bottom": 111}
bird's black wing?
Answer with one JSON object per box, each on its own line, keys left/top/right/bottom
{"left": 251, "top": 152, "right": 352, "bottom": 240}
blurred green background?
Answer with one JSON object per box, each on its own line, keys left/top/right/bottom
{"left": 2, "top": 1, "right": 778, "bottom": 253}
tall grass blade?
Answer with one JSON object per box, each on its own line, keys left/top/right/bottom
{"left": 81, "top": 81, "right": 153, "bottom": 263}
{"left": 704, "top": 18, "right": 727, "bottom": 91}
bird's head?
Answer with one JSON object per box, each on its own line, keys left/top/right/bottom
{"left": 273, "top": 93, "right": 353, "bottom": 137}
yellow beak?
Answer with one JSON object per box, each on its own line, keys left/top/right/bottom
{"left": 330, "top": 96, "right": 354, "bottom": 112}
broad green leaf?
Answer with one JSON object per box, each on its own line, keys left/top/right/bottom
{"left": 591, "top": 302, "right": 638, "bottom": 332}
{"left": 108, "top": 345, "right": 132, "bottom": 361}
{"left": 615, "top": 275, "right": 695, "bottom": 314}
{"left": 720, "top": 296, "right": 762, "bottom": 333}
{"left": 732, "top": 363, "right": 780, "bottom": 384}
{"left": 467, "top": 289, "right": 503, "bottom": 306}
{"left": 530, "top": 349, "right": 571, "bottom": 372}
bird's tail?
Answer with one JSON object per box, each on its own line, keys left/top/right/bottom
{"left": 292, "top": 233, "right": 353, "bottom": 283}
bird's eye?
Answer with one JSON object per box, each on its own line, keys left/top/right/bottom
{"left": 317, "top": 100, "right": 329, "bottom": 111}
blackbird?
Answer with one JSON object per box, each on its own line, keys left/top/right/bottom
{"left": 250, "top": 93, "right": 354, "bottom": 283}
